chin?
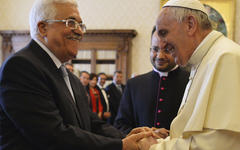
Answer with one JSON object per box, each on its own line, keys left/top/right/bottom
{"left": 72, "top": 49, "right": 79, "bottom": 55}
{"left": 156, "top": 67, "right": 167, "bottom": 72}
{"left": 69, "top": 51, "right": 78, "bottom": 58}
{"left": 156, "top": 65, "right": 168, "bottom": 70}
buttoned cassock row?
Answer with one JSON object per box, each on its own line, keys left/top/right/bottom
{"left": 114, "top": 68, "right": 189, "bottom": 134}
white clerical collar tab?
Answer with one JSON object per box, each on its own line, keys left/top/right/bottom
{"left": 163, "top": 0, "right": 207, "bottom": 15}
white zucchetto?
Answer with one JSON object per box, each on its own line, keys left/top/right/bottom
{"left": 163, "top": 0, "right": 207, "bottom": 15}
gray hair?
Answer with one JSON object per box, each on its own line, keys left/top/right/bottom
{"left": 167, "top": 7, "right": 212, "bottom": 30}
{"left": 29, "top": 0, "right": 79, "bottom": 39}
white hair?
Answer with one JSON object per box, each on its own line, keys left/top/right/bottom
{"left": 29, "top": 0, "right": 79, "bottom": 39}
{"left": 167, "top": 7, "right": 212, "bottom": 30}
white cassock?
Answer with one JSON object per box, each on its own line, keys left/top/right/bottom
{"left": 148, "top": 31, "right": 240, "bottom": 150}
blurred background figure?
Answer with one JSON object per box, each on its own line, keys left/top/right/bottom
{"left": 79, "top": 71, "right": 90, "bottom": 104}
{"left": 79, "top": 71, "right": 90, "bottom": 87}
{"left": 97, "top": 72, "right": 111, "bottom": 121}
{"left": 87, "top": 73, "right": 104, "bottom": 119}
{"left": 97, "top": 72, "right": 107, "bottom": 88}
{"left": 105, "top": 71, "right": 125, "bottom": 125}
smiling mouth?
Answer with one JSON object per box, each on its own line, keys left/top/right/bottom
{"left": 156, "top": 59, "right": 168, "bottom": 65}
{"left": 66, "top": 35, "right": 82, "bottom": 41}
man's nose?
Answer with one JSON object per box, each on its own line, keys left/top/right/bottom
{"left": 74, "top": 26, "right": 84, "bottom": 37}
{"left": 156, "top": 49, "right": 165, "bottom": 58}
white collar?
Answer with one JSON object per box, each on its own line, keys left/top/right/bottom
{"left": 34, "top": 38, "right": 62, "bottom": 69}
{"left": 187, "top": 30, "right": 223, "bottom": 68}
{"left": 153, "top": 65, "right": 178, "bottom": 77}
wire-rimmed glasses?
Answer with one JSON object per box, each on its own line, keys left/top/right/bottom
{"left": 45, "top": 19, "right": 86, "bottom": 33}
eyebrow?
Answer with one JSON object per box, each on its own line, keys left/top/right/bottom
{"left": 158, "top": 29, "right": 167, "bottom": 37}
{"left": 66, "top": 16, "right": 82, "bottom": 23}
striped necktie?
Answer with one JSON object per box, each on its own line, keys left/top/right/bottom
{"left": 60, "top": 65, "right": 75, "bottom": 103}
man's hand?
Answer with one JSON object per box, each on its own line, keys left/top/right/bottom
{"left": 151, "top": 127, "right": 169, "bottom": 139}
{"left": 127, "top": 127, "right": 152, "bottom": 137}
{"left": 138, "top": 136, "right": 158, "bottom": 150}
{"left": 103, "top": 112, "right": 111, "bottom": 119}
{"left": 122, "top": 131, "right": 153, "bottom": 150}
{"left": 97, "top": 112, "right": 102, "bottom": 119}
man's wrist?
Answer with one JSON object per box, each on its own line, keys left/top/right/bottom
{"left": 122, "top": 139, "right": 126, "bottom": 150}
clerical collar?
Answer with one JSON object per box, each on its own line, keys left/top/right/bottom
{"left": 187, "top": 30, "right": 223, "bottom": 68}
{"left": 34, "top": 38, "right": 62, "bottom": 69}
{"left": 153, "top": 65, "right": 178, "bottom": 77}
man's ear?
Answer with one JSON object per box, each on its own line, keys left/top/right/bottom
{"left": 37, "top": 21, "right": 47, "bottom": 38}
{"left": 185, "top": 15, "right": 198, "bottom": 36}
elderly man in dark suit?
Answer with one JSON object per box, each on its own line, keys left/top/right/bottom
{"left": 0, "top": 0, "right": 153, "bottom": 150}
{"left": 114, "top": 27, "right": 189, "bottom": 134}
{"left": 105, "top": 71, "right": 125, "bottom": 125}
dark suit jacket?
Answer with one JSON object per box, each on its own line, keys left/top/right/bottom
{"left": 0, "top": 40, "right": 124, "bottom": 150}
{"left": 114, "top": 69, "right": 189, "bottom": 134}
{"left": 95, "top": 86, "right": 108, "bottom": 113}
{"left": 105, "top": 83, "right": 125, "bottom": 125}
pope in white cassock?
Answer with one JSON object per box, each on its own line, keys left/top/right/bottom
{"left": 139, "top": 0, "right": 240, "bottom": 149}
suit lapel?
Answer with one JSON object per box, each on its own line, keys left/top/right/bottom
{"left": 113, "top": 84, "right": 121, "bottom": 97}
{"left": 29, "top": 40, "right": 84, "bottom": 128}
{"left": 68, "top": 74, "right": 89, "bottom": 130}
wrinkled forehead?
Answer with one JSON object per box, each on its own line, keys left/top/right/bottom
{"left": 54, "top": 2, "right": 81, "bottom": 20}
{"left": 156, "top": 8, "right": 175, "bottom": 27}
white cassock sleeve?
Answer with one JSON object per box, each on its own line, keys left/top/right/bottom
{"left": 149, "top": 129, "right": 240, "bottom": 150}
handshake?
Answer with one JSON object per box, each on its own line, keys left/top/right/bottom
{"left": 122, "top": 127, "right": 169, "bottom": 150}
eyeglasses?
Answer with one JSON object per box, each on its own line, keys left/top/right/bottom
{"left": 45, "top": 19, "right": 87, "bottom": 33}
{"left": 150, "top": 45, "right": 175, "bottom": 54}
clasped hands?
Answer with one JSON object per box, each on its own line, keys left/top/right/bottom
{"left": 122, "top": 127, "right": 169, "bottom": 150}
